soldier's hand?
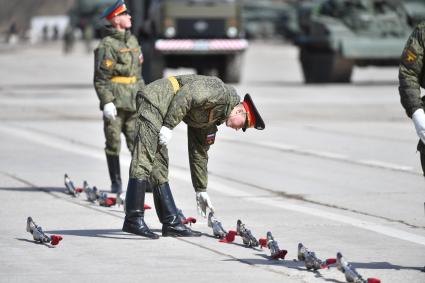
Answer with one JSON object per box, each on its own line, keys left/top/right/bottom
{"left": 412, "top": 109, "right": 425, "bottom": 143}
{"left": 138, "top": 54, "right": 144, "bottom": 64}
{"left": 159, "top": 126, "right": 173, "bottom": 146}
{"left": 196, "top": 192, "right": 214, "bottom": 218}
{"left": 103, "top": 102, "right": 117, "bottom": 120}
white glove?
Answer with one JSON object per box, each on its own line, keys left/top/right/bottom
{"left": 412, "top": 108, "right": 425, "bottom": 143}
{"left": 159, "top": 126, "right": 173, "bottom": 146}
{"left": 103, "top": 102, "right": 117, "bottom": 120}
{"left": 196, "top": 192, "right": 214, "bottom": 218}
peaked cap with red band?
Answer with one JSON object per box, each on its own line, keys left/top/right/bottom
{"left": 101, "top": 0, "right": 128, "bottom": 20}
{"left": 242, "top": 94, "right": 265, "bottom": 132}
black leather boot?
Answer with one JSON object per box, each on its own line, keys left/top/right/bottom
{"left": 122, "top": 179, "right": 159, "bottom": 239}
{"left": 106, "top": 154, "right": 122, "bottom": 194}
{"left": 153, "top": 183, "right": 201, "bottom": 237}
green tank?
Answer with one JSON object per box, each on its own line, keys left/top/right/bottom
{"left": 128, "top": 0, "right": 247, "bottom": 84}
{"left": 403, "top": 0, "right": 425, "bottom": 27}
{"left": 295, "top": 0, "right": 415, "bottom": 83}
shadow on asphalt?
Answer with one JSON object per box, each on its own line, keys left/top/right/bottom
{"left": 0, "top": 83, "right": 93, "bottom": 90}
{"left": 15, "top": 238, "right": 56, "bottom": 248}
{"left": 0, "top": 187, "right": 64, "bottom": 193}
{"left": 44, "top": 228, "right": 163, "bottom": 240}
{"left": 225, "top": 255, "right": 423, "bottom": 272}
{"left": 342, "top": 261, "right": 424, "bottom": 271}
{"left": 242, "top": 80, "right": 398, "bottom": 88}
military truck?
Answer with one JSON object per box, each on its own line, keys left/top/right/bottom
{"left": 294, "top": 0, "right": 413, "bottom": 83}
{"left": 128, "top": 0, "right": 247, "bottom": 84}
{"left": 69, "top": 0, "right": 116, "bottom": 38}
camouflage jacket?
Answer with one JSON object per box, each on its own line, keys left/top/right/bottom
{"left": 138, "top": 74, "right": 241, "bottom": 192}
{"left": 94, "top": 27, "right": 144, "bottom": 112}
{"left": 163, "top": 75, "right": 241, "bottom": 129}
{"left": 399, "top": 22, "right": 425, "bottom": 118}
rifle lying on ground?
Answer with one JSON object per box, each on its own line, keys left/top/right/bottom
{"left": 336, "top": 252, "right": 381, "bottom": 283}
{"left": 83, "top": 181, "right": 99, "bottom": 203}
{"left": 64, "top": 174, "right": 82, "bottom": 197}
{"left": 259, "top": 231, "right": 287, "bottom": 259}
{"left": 298, "top": 243, "right": 336, "bottom": 270}
{"left": 208, "top": 212, "right": 227, "bottom": 239}
{"left": 26, "top": 217, "right": 63, "bottom": 246}
{"left": 236, "top": 219, "right": 259, "bottom": 248}
{"left": 207, "top": 212, "right": 237, "bottom": 243}
{"left": 177, "top": 209, "right": 196, "bottom": 225}
{"left": 81, "top": 180, "right": 151, "bottom": 209}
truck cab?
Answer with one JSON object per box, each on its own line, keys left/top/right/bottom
{"left": 128, "top": 0, "right": 247, "bottom": 83}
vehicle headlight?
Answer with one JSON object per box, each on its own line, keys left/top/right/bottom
{"left": 227, "top": 26, "right": 238, "bottom": 38}
{"left": 165, "top": 26, "right": 176, "bottom": 38}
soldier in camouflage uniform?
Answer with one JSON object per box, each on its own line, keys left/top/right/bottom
{"left": 122, "top": 74, "right": 265, "bottom": 239}
{"left": 94, "top": 0, "right": 145, "bottom": 194}
{"left": 399, "top": 22, "right": 425, "bottom": 175}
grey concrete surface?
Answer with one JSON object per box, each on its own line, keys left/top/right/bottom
{"left": 0, "top": 41, "right": 424, "bottom": 283}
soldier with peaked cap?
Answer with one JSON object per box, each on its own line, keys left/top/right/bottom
{"left": 94, "top": 0, "right": 145, "bottom": 194}
{"left": 122, "top": 74, "right": 265, "bottom": 239}
{"left": 399, "top": 22, "right": 425, "bottom": 176}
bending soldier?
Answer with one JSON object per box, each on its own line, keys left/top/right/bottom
{"left": 399, "top": 22, "right": 425, "bottom": 175}
{"left": 94, "top": 0, "right": 145, "bottom": 194}
{"left": 122, "top": 75, "right": 265, "bottom": 239}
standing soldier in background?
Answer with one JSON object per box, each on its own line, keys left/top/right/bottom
{"left": 63, "top": 25, "right": 75, "bottom": 54}
{"left": 83, "top": 23, "right": 94, "bottom": 54}
{"left": 94, "top": 0, "right": 145, "bottom": 194}
{"left": 399, "top": 22, "right": 425, "bottom": 176}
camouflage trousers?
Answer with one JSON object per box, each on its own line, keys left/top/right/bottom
{"left": 104, "top": 109, "right": 137, "bottom": 156}
{"left": 129, "top": 102, "right": 169, "bottom": 186}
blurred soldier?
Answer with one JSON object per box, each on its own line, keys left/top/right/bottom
{"left": 122, "top": 75, "right": 265, "bottom": 239}
{"left": 399, "top": 22, "right": 425, "bottom": 176}
{"left": 42, "top": 25, "right": 49, "bottom": 42}
{"left": 52, "top": 25, "right": 59, "bottom": 41}
{"left": 7, "top": 21, "right": 18, "bottom": 45}
{"left": 94, "top": 0, "right": 145, "bottom": 194}
{"left": 63, "top": 25, "right": 75, "bottom": 54}
{"left": 83, "top": 23, "right": 94, "bottom": 53}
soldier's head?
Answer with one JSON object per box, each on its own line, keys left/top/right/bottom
{"left": 226, "top": 94, "right": 265, "bottom": 131}
{"left": 101, "top": 0, "right": 132, "bottom": 30}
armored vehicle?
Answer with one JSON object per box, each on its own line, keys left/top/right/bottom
{"left": 242, "top": 0, "right": 298, "bottom": 40}
{"left": 128, "top": 0, "right": 247, "bottom": 83}
{"left": 69, "top": 0, "right": 116, "bottom": 38}
{"left": 294, "top": 0, "right": 413, "bottom": 83}
{"left": 403, "top": 0, "right": 425, "bottom": 27}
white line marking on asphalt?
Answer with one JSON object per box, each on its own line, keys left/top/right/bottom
{"left": 230, "top": 139, "right": 419, "bottom": 174}
{"left": 2, "top": 124, "right": 425, "bottom": 246}
{"left": 170, "top": 170, "right": 425, "bottom": 246}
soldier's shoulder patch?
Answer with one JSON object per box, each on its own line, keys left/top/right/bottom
{"left": 103, "top": 58, "right": 114, "bottom": 69}
{"left": 403, "top": 48, "right": 417, "bottom": 65}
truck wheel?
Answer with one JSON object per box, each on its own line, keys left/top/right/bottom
{"left": 300, "top": 48, "right": 353, "bottom": 83}
{"left": 141, "top": 40, "right": 164, "bottom": 83}
{"left": 219, "top": 54, "right": 242, "bottom": 84}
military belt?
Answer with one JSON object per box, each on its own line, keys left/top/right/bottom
{"left": 168, "top": 76, "right": 180, "bottom": 94}
{"left": 111, "top": 76, "right": 137, "bottom": 84}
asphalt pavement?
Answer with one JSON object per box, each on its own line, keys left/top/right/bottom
{"left": 0, "top": 40, "right": 424, "bottom": 283}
